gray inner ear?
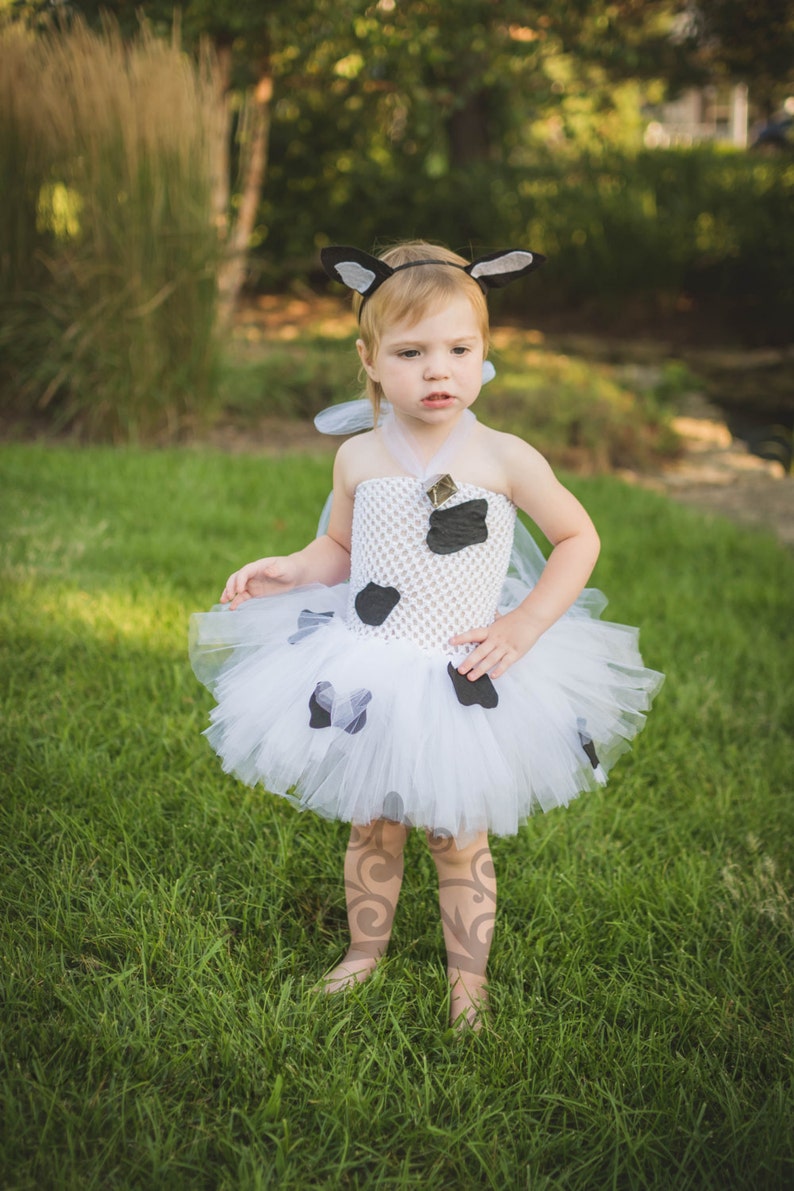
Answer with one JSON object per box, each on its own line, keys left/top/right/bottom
{"left": 335, "top": 262, "right": 378, "bottom": 293}
{"left": 470, "top": 251, "right": 534, "bottom": 279}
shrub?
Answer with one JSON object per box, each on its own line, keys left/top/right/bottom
{"left": 256, "top": 146, "right": 794, "bottom": 345}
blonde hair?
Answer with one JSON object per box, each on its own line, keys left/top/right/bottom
{"left": 355, "top": 241, "right": 490, "bottom": 423}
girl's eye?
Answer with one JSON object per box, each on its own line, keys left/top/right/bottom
{"left": 451, "top": 346, "right": 469, "bottom": 356}
{"left": 398, "top": 349, "right": 420, "bottom": 359}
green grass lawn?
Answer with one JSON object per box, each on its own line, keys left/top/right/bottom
{"left": 1, "top": 444, "right": 792, "bottom": 1190}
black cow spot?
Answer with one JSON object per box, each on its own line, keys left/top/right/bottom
{"left": 426, "top": 498, "right": 488, "bottom": 555}
{"left": 382, "top": 790, "right": 412, "bottom": 825}
{"left": 288, "top": 609, "right": 335, "bottom": 644}
{"left": 354, "top": 581, "right": 401, "bottom": 626}
{"left": 577, "top": 722, "right": 600, "bottom": 769}
{"left": 447, "top": 661, "right": 499, "bottom": 709}
{"left": 309, "top": 681, "right": 372, "bottom": 734}
{"left": 308, "top": 681, "right": 333, "bottom": 728}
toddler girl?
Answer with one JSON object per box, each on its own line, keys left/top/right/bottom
{"left": 190, "top": 241, "right": 663, "bottom": 1029}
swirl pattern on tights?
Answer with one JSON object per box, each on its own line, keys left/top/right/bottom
{"left": 428, "top": 839, "right": 497, "bottom": 976}
{"left": 344, "top": 822, "right": 406, "bottom": 955}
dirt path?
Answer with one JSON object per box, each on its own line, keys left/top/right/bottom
{"left": 624, "top": 395, "right": 793, "bottom": 550}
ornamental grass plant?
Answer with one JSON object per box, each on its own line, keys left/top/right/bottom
{"left": 0, "top": 17, "right": 221, "bottom": 441}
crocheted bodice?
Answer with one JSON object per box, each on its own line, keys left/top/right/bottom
{"left": 346, "top": 475, "right": 515, "bottom": 656}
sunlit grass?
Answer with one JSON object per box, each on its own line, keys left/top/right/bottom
{"left": 1, "top": 444, "right": 792, "bottom": 1189}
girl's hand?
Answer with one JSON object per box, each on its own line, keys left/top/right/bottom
{"left": 221, "top": 556, "right": 301, "bottom": 609}
{"left": 450, "top": 609, "right": 542, "bottom": 681}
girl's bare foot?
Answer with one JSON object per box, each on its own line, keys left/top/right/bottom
{"left": 316, "top": 949, "right": 380, "bottom": 994}
{"left": 449, "top": 973, "right": 490, "bottom": 1032}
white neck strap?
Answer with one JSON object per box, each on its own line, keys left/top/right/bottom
{"left": 380, "top": 409, "right": 477, "bottom": 480}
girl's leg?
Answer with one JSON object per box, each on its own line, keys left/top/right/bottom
{"left": 426, "top": 831, "right": 496, "bottom": 1029}
{"left": 320, "top": 818, "right": 408, "bottom": 994}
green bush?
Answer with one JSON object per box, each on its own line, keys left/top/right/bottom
{"left": 484, "top": 339, "right": 681, "bottom": 472}
{"left": 219, "top": 337, "right": 360, "bottom": 423}
{"left": 257, "top": 146, "right": 794, "bottom": 344}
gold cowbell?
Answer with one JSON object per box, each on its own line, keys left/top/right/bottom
{"left": 425, "top": 473, "right": 458, "bottom": 509}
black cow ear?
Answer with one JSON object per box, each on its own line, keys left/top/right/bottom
{"left": 464, "top": 249, "right": 546, "bottom": 289}
{"left": 320, "top": 246, "right": 395, "bottom": 297}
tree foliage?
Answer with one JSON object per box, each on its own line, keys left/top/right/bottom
{"left": 7, "top": 0, "right": 793, "bottom": 344}
{"left": 689, "top": 0, "right": 794, "bottom": 114}
{"left": 18, "top": 1, "right": 705, "bottom": 166}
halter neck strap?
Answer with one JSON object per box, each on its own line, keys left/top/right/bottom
{"left": 380, "top": 409, "right": 477, "bottom": 481}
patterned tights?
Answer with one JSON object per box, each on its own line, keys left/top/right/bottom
{"left": 320, "top": 820, "right": 495, "bottom": 1029}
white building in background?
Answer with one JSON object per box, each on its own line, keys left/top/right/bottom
{"left": 644, "top": 83, "right": 749, "bottom": 148}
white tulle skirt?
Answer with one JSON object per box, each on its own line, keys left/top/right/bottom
{"left": 189, "top": 580, "right": 663, "bottom": 842}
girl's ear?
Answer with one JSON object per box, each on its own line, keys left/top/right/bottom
{"left": 465, "top": 249, "right": 546, "bottom": 289}
{"left": 321, "top": 246, "right": 395, "bottom": 297}
{"left": 356, "top": 337, "right": 378, "bottom": 380}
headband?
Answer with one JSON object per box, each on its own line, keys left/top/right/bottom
{"left": 320, "top": 245, "right": 546, "bottom": 314}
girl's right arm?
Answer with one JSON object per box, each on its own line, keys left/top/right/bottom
{"left": 221, "top": 446, "right": 355, "bottom": 610}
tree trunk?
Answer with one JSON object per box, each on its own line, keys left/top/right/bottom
{"left": 216, "top": 66, "right": 273, "bottom": 329}
{"left": 446, "top": 89, "right": 491, "bottom": 167}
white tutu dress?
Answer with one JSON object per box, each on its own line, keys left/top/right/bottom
{"left": 190, "top": 411, "right": 663, "bottom": 842}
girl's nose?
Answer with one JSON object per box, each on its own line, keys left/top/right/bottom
{"left": 424, "top": 353, "right": 449, "bottom": 379}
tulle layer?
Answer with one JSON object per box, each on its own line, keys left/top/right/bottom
{"left": 189, "top": 582, "right": 663, "bottom": 842}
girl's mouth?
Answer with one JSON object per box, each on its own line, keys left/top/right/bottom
{"left": 422, "top": 393, "right": 455, "bottom": 406}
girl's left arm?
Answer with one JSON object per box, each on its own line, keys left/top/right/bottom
{"left": 452, "top": 437, "right": 600, "bottom": 681}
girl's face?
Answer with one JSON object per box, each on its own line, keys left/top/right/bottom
{"left": 357, "top": 296, "right": 485, "bottom": 430}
